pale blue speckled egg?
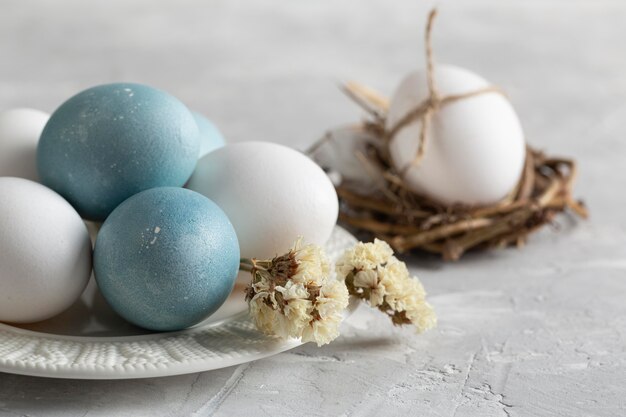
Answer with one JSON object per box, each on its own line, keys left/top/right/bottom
{"left": 37, "top": 83, "right": 200, "bottom": 221}
{"left": 193, "top": 112, "right": 225, "bottom": 158}
{"left": 93, "top": 187, "right": 240, "bottom": 332}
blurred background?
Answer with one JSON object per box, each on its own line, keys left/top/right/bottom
{"left": 2, "top": 0, "right": 623, "bottom": 236}
{"left": 0, "top": 0, "right": 626, "bottom": 223}
{"left": 0, "top": 2, "right": 620, "bottom": 149}
{"left": 1, "top": 1, "right": 622, "bottom": 228}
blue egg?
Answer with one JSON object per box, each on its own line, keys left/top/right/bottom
{"left": 193, "top": 112, "right": 225, "bottom": 158}
{"left": 37, "top": 83, "right": 200, "bottom": 221}
{"left": 93, "top": 187, "right": 240, "bottom": 331}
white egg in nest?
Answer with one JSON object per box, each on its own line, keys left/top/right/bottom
{"left": 386, "top": 64, "right": 526, "bottom": 206}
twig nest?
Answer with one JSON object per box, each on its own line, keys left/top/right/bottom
{"left": 308, "top": 80, "right": 588, "bottom": 260}
{"left": 387, "top": 65, "right": 526, "bottom": 205}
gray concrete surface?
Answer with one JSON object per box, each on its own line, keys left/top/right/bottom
{"left": 1, "top": 0, "right": 625, "bottom": 416}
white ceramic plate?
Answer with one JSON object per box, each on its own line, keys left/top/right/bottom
{"left": 0, "top": 226, "right": 357, "bottom": 379}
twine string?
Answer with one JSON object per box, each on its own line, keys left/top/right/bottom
{"left": 425, "top": 8, "right": 439, "bottom": 104}
{"left": 386, "top": 8, "right": 505, "bottom": 176}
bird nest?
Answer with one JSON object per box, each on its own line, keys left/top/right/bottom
{"left": 308, "top": 81, "right": 588, "bottom": 261}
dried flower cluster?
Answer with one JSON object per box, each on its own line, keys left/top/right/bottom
{"left": 336, "top": 239, "right": 437, "bottom": 332}
{"left": 244, "top": 241, "right": 349, "bottom": 346}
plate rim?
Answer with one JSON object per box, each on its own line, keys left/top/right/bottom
{"left": 0, "top": 226, "right": 358, "bottom": 379}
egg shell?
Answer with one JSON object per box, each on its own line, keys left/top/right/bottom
{"left": 386, "top": 65, "right": 526, "bottom": 206}
{"left": 37, "top": 83, "right": 200, "bottom": 221}
{"left": 0, "top": 177, "right": 92, "bottom": 323}
{"left": 0, "top": 108, "right": 49, "bottom": 181}
{"left": 93, "top": 187, "right": 240, "bottom": 331}
{"left": 309, "top": 124, "right": 381, "bottom": 193}
{"left": 187, "top": 141, "right": 339, "bottom": 260}
{"left": 193, "top": 112, "right": 225, "bottom": 158}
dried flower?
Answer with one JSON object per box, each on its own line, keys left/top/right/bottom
{"left": 336, "top": 239, "right": 437, "bottom": 332}
{"left": 243, "top": 240, "right": 349, "bottom": 346}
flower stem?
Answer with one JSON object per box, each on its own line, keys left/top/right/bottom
{"left": 240, "top": 258, "right": 254, "bottom": 273}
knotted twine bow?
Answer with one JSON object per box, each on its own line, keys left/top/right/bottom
{"left": 386, "top": 9, "right": 505, "bottom": 176}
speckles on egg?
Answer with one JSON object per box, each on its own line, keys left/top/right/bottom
{"left": 37, "top": 83, "right": 200, "bottom": 221}
{"left": 149, "top": 227, "right": 161, "bottom": 245}
{"left": 93, "top": 187, "right": 240, "bottom": 331}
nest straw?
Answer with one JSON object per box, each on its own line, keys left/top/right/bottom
{"left": 309, "top": 9, "right": 588, "bottom": 261}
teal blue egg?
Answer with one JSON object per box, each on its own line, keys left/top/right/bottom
{"left": 93, "top": 187, "right": 240, "bottom": 331}
{"left": 193, "top": 112, "right": 225, "bottom": 158}
{"left": 37, "top": 83, "right": 200, "bottom": 221}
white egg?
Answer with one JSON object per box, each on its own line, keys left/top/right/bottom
{"left": 0, "top": 108, "right": 50, "bottom": 181}
{"left": 187, "top": 141, "right": 338, "bottom": 259}
{"left": 0, "top": 177, "right": 92, "bottom": 323}
{"left": 386, "top": 65, "right": 526, "bottom": 206}
{"left": 309, "top": 124, "right": 381, "bottom": 193}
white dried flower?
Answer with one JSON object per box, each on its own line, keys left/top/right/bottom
{"left": 336, "top": 238, "right": 394, "bottom": 278}
{"left": 302, "top": 279, "right": 348, "bottom": 345}
{"left": 290, "top": 244, "right": 330, "bottom": 285}
{"left": 353, "top": 269, "right": 386, "bottom": 307}
{"left": 245, "top": 240, "right": 349, "bottom": 346}
{"left": 337, "top": 239, "right": 437, "bottom": 332}
{"left": 302, "top": 314, "right": 342, "bottom": 346}
{"left": 248, "top": 298, "right": 278, "bottom": 336}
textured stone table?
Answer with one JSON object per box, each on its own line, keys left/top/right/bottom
{"left": 1, "top": 1, "right": 624, "bottom": 416}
